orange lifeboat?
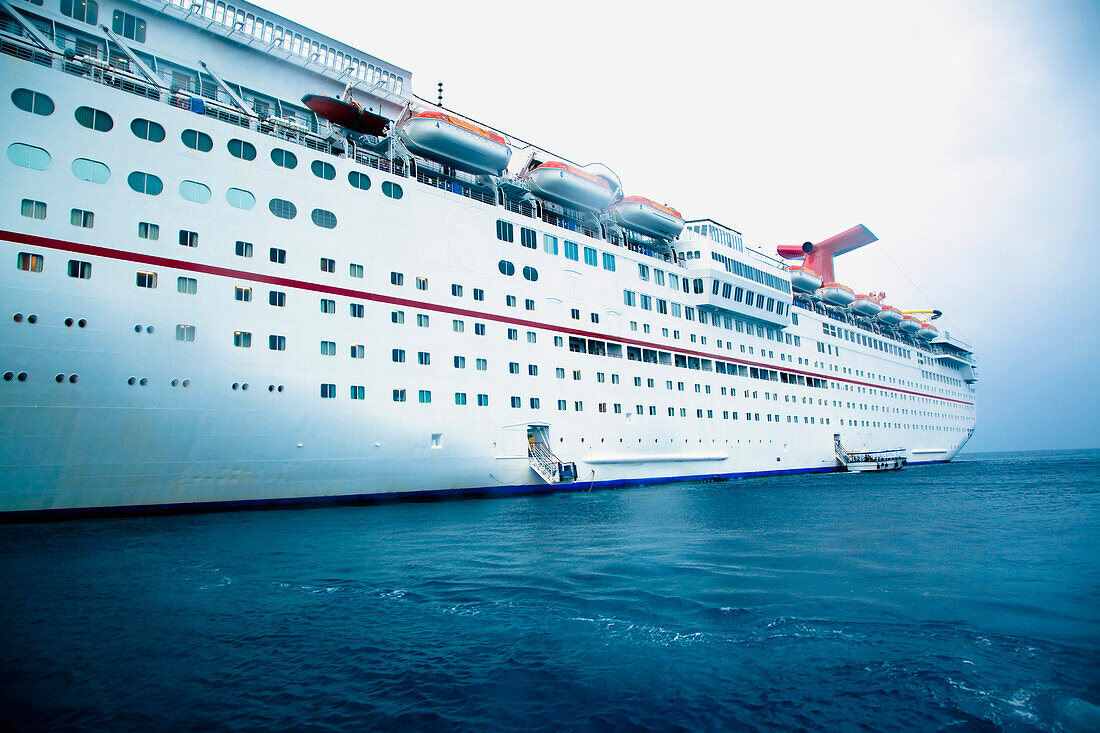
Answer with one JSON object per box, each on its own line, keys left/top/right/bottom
{"left": 397, "top": 111, "right": 511, "bottom": 176}
{"left": 611, "top": 195, "right": 684, "bottom": 240}
{"left": 876, "top": 305, "right": 904, "bottom": 326}
{"left": 787, "top": 265, "right": 823, "bottom": 293}
{"left": 916, "top": 322, "right": 940, "bottom": 341}
{"left": 816, "top": 282, "right": 855, "bottom": 307}
{"left": 898, "top": 315, "right": 922, "bottom": 334}
{"left": 851, "top": 294, "right": 882, "bottom": 318}
{"left": 526, "top": 161, "right": 615, "bottom": 212}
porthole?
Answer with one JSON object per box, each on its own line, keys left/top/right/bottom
{"left": 134, "top": 324, "right": 142, "bottom": 333}
{"left": 128, "top": 377, "right": 136, "bottom": 385}
{"left": 311, "top": 208, "right": 337, "bottom": 229}
{"left": 55, "top": 374, "right": 64, "bottom": 383}
{"left": 182, "top": 379, "right": 190, "bottom": 388}
{"left": 11, "top": 88, "right": 54, "bottom": 116}
{"left": 179, "top": 180, "right": 212, "bottom": 203}
{"left": 27, "top": 314, "right": 37, "bottom": 324}
{"left": 68, "top": 374, "right": 78, "bottom": 383}
{"left": 71, "top": 157, "right": 110, "bottom": 183}
{"left": 139, "top": 377, "right": 147, "bottom": 386}
{"left": 6, "top": 143, "right": 51, "bottom": 170}
{"left": 241, "top": 383, "right": 249, "bottom": 391}
{"left": 145, "top": 325, "right": 153, "bottom": 333}
{"left": 17, "top": 372, "right": 27, "bottom": 381}
{"left": 277, "top": 385, "right": 283, "bottom": 392}
{"left": 127, "top": 171, "right": 163, "bottom": 195}
{"left": 3, "top": 372, "right": 12, "bottom": 381}
{"left": 268, "top": 384, "right": 274, "bottom": 392}
{"left": 130, "top": 118, "right": 165, "bottom": 142}
{"left": 381, "top": 180, "right": 403, "bottom": 199}
{"left": 268, "top": 198, "right": 296, "bottom": 219}
{"left": 226, "top": 187, "right": 256, "bottom": 210}
{"left": 348, "top": 170, "right": 370, "bottom": 190}
{"left": 227, "top": 138, "right": 257, "bottom": 160}
{"left": 232, "top": 382, "right": 240, "bottom": 390}
{"left": 78, "top": 319, "right": 87, "bottom": 328}
{"left": 310, "top": 159, "right": 336, "bottom": 180}
{"left": 522, "top": 266, "right": 538, "bottom": 282}
{"left": 498, "top": 260, "right": 515, "bottom": 276}
{"left": 13, "top": 313, "right": 23, "bottom": 323}
{"left": 74, "top": 106, "right": 113, "bottom": 132}
{"left": 171, "top": 379, "right": 179, "bottom": 387}
{"left": 271, "top": 147, "right": 297, "bottom": 169}
{"left": 181, "top": 129, "right": 213, "bottom": 152}
{"left": 65, "top": 318, "right": 74, "bottom": 327}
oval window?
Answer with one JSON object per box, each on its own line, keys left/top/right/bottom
{"left": 74, "top": 105, "right": 113, "bottom": 132}
{"left": 382, "top": 181, "right": 403, "bottom": 199}
{"left": 311, "top": 208, "right": 337, "bottom": 229}
{"left": 270, "top": 147, "right": 297, "bottom": 169}
{"left": 130, "top": 118, "right": 165, "bottom": 142}
{"left": 179, "top": 180, "right": 212, "bottom": 203}
{"left": 11, "top": 88, "right": 54, "bottom": 116}
{"left": 268, "top": 198, "right": 297, "bottom": 219}
{"left": 522, "top": 266, "right": 538, "bottom": 282}
{"left": 226, "top": 187, "right": 256, "bottom": 210}
{"left": 311, "top": 159, "right": 335, "bottom": 180}
{"left": 71, "top": 157, "right": 110, "bottom": 183}
{"left": 498, "top": 260, "right": 515, "bottom": 276}
{"left": 348, "top": 170, "right": 371, "bottom": 190}
{"left": 7, "top": 143, "right": 51, "bottom": 170}
{"left": 181, "top": 129, "right": 213, "bottom": 152}
{"left": 127, "top": 171, "right": 163, "bottom": 195}
{"left": 228, "top": 138, "right": 257, "bottom": 160}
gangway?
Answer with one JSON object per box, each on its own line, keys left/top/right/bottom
{"left": 529, "top": 439, "right": 577, "bottom": 484}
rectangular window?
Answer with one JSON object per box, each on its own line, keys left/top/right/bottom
{"left": 638, "top": 263, "right": 650, "bottom": 281}
{"left": 656, "top": 299, "right": 667, "bottom": 314}
{"left": 453, "top": 319, "right": 464, "bottom": 333}
{"left": 496, "top": 220, "right": 514, "bottom": 242}
{"left": 417, "top": 351, "right": 430, "bottom": 365}
{"left": 473, "top": 288, "right": 485, "bottom": 301}
{"left": 454, "top": 356, "right": 466, "bottom": 368}
{"left": 233, "top": 240, "right": 252, "bottom": 258}
{"left": 623, "top": 290, "right": 636, "bottom": 306}
{"left": 350, "top": 303, "right": 364, "bottom": 318}
{"left": 234, "top": 331, "right": 252, "bottom": 348}
{"left": 393, "top": 389, "right": 406, "bottom": 402}
{"left": 320, "top": 298, "right": 336, "bottom": 314}
{"left": 139, "top": 222, "right": 160, "bottom": 240}
{"left": 558, "top": 400, "right": 567, "bottom": 411}
{"left": 70, "top": 209, "right": 93, "bottom": 228}
{"left": 477, "top": 394, "right": 489, "bottom": 406}
{"left": 474, "top": 323, "right": 486, "bottom": 335}
{"left": 543, "top": 234, "right": 558, "bottom": 254}
{"left": 416, "top": 276, "right": 428, "bottom": 290}
{"left": 177, "top": 276, "right": 197, "bottom": 294}
{"left": 476, "top": 358, "right": 487, "bottom": 371}
{"left": 506, "top": 295, "right": 517, "bottom": 307}
{"left": 235, "top": 286, "right": 252, "bottom": 301}
{"left": 391, "top": 271, "right": 404, "bottom": 286}
{"left": 136, "top": 270, "right": 157, "bottom": 288}
{"left": 269, "top": 290, "right": 286, "bottom": 307}
{"left": 574, "top": 401, "right": 583, "bottom": 411}
{"left": 583, "top": 247, "right": 597, "bottom": 266}
{"left": 269, "top": 247, "right": 286, "bottom": 264}
{"left": 320, "top": 340, "right": 336, "bottom": 356}
{"left": 520, "top": 227, "right": 537, "bottom": 249}
{"left": 525, "top": 299, "right": 535, "bottom": 311}
{"left": 392, "top": 349, "right": 405, "bottom": 363}
{"left": 639, "top": 294, "right": 652, "bottom": 310}
{"left": 349, "top": 263, "right": 364, "bottom": 278}
{"left": 350, "top": 385, "right": 365, "bottom": 400}
{"left": 602, "top": 252, "right": 616, "bottom": 271}
{"left": 530, "top": 398, "right": 540, "bottom": 409}
{"left": 654, "top": 269, "right": 665, "bottom": 286}
{"left": 179, "top": 230, "right": 198, "bottom": 248}
{"left": 451, "top": 283, "right": 463, "bottom": 297}
{"left": 509, "top": 362, "right": 520, "bottom": 374}
{"left": 320, "top": 257, "right": 335, "bottom": 272}
{"left": 417, "top": 313, "right": 429, "bottom": 327}
{"left": 510, "top": 396, "right": 521, "bottom": 408}
{"left": 17, "top": 252, "right": 44, "bottom": 272}
{"left": 175, "top": 324, "right": 195, "bottom": 342}
{"left": 528, "top": 364, "right": 538, "bottom": 376}
{"left": 350, "top": 344, "right": 364, "bottom": 358}
{"left": 391, "top": 310, "right": 404, "bottom": 324}
{"left": 20, "top": 199, "right": 46, "bottom": 219}
{"left": 455, "top": 392, "right": 467, "bottom": 405}
{"left": 564, "top": 240, "right": 579, "bottom": 261}
{"left": 269, "top": 334, "right": 286, "bottom": 351}
{"left": 507, "top": 328, "right": 518, "bottom": 340}
{"left": 527, "top": 331, "right": 537, "bottom": 343}
{"left": 67, "top": 259, "right": 91, "bottom": 279}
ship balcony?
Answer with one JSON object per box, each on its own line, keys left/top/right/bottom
{"left": 927, "top": 345, "right": 976, "bottom": 367}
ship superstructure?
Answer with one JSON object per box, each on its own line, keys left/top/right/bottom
{"left": 0, "top": 0, "right": 976, "bottom": 516}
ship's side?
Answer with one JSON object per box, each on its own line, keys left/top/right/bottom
{"left": 0, "top": 0, "right": 977, "bottom": 516}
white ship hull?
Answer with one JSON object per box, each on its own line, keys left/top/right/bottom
{"left": 0, "top": 1, "right": 976, "bottom": 517}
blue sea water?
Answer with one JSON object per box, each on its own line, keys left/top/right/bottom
{"left": 1, "top": 450, "right": 1097, "bottom": 731}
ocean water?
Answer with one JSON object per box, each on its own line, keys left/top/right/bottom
{"left": 1, "top": 451, "right": 1097, "bottom": 731}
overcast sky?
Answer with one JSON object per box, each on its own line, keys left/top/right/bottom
{"left": 261, "top": 0, "right": 1098, "bottom": 452}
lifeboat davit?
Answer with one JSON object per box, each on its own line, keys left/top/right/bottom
{"left": 816, "top": 282, "right": 855, "bottom": 307}
{"left": 851, "top": 294, "right": 882, "bottom": 318}
{"left": 787, "top": 265, "right": 823, "bottom": 293}
{"left": 526, "top": 161, "right": 615, "bottom": 212}
{"left": 916, "top": 322, "right": 940, "bottom": 341}
{"left": 397, "top": 111, "right": 511, "bottom": 176}
{"left": 611, "top": 195, "right": 684, "bottom": 240}
{"left": 302, "top": 94, "right": 390, "bottom": 137}
{"left": 898, "top": 315, "right": 922, "bottom": 334}
{"left": 876, "top": 305, "right": 904, "bottom": 325}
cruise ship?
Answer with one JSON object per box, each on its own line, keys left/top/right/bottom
{"left": 0, "top": 0, "right": 977, "bottom": 517}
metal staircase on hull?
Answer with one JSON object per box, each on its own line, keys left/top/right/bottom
{"left": 529, "top": 441, "right": 577, "bottom": 484}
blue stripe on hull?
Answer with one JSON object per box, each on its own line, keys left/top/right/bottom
{"left": 0, "top": 464, "right": 852, "bottom": 523}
